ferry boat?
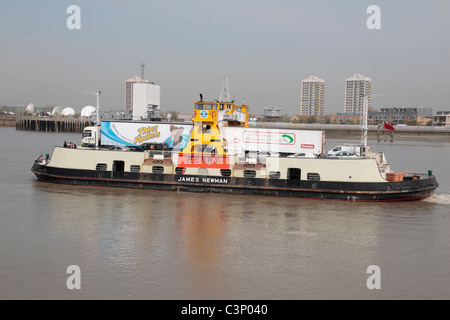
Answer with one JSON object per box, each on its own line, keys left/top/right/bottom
{"left": 31, "top": 97, "right": 438, "bottom": 201}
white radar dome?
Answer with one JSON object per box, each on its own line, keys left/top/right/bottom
{"left": 81, "top": 105, "right": 96, "bottom": 117}
{"left": 25, "top": 103, "right": 35, "bottom": 114}
{"left": 61, "top": 107, "right": 75, "bottom": 116}
{"left": 52, "top": 106, "right": 61, "bottom": 116}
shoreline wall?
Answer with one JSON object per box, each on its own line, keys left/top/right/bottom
{"left": 0, "top": 118, "right": 15, "bottom": 127}
{"left": 2, "top": 116, "right": 450, "bottom": 141}
{"left": 255, "top": 122, "right": 450, "bottom": 141}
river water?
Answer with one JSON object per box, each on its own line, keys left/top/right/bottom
{"left": 0, "top": 126, "right": 449, "bottom": 300}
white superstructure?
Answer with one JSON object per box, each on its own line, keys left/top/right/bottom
{"left": 125, "top": 76, "right": 148, "bottom": 112}
{"left": 131, "top": 82, "right": 161, "bottom": 120}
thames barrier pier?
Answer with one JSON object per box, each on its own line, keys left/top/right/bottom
{"left": 15, "top": 116, "right": 94, "bottom": 133}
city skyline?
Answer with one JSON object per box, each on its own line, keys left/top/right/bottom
{"left": 1, "top": 1, "right": 449, "bottom": 116}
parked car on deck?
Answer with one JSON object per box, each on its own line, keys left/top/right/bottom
{"left": 327, "top": 145, "right": 360, "bottom": 156}
{"left": 245, "top": 151, "right": 280, "bottom": 164}
{"left": 328, "top": 151, "right": 358, "bottom": 158}
{"left": 287, "top": 152, "right": 316, "bottom": 158}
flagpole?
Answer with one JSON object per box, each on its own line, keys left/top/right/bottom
{"left": 361, "top": 96, "right": 369, "bottom": 147}
{"left": 86, "top": 90, "right": 101, "bottom": 149}
{"left": 361, "top": 94, "right": 385, "bottom": 148}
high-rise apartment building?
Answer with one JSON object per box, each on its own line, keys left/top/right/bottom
{"left": 344, "top": 74, "right": 371, "bottom": 114}
{"left": 300, "top": 76, "right": 325, "bottom": 116}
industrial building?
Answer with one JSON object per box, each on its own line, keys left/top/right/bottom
{"left": 264, "top": 106, "right": 283, "bottom": 122}
{"left": 368, "top": 107, "right": 433, "bottom": 125}
{"left": 433, "top": 111, "right": 450, "bottom": 126}
{"left": 124, "top": 64, "right": 161, "bottom": 121}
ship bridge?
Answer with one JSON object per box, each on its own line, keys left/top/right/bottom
{"left": 194, "top": 101, "right": 249, "bottom": 127}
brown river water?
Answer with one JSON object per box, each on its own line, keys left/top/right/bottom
{"left": 1, "top": 127, "right": 449, "bottom": 299}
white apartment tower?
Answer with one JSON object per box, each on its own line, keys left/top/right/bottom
{"left": 300, "top": 76, "right": 325, "bottom": 116}
{"left": 344, "top": 74, "right": 371, "bottom": 114}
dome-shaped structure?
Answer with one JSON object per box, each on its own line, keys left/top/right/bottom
{"left": 61, "top": 107, "right": 75, "bottom": 117}
{"left": 81, "top": 105, "right": 96, "bottom": 118}
{"left": 25, "top": 103, "right": 35, "bottom": 114}
{"left": 52, "top": 106, "right": 61, "bottom": 116}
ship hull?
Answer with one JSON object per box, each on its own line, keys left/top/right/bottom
{"left": 31, "top": 161, "right": 438, "bottom": 202}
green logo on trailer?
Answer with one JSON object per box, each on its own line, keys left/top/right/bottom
{"left": 282, "top": 134, "right": 294, "bottom": 144}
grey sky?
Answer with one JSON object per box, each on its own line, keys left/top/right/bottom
{"left": 1, "top": 0, "right": 449, "bottom": 115}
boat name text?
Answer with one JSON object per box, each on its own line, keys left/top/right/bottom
{"left": 177, "top": 175, "right": 229, "bottom": 184}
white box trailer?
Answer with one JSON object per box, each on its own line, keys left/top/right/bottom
{"left": 97, "top": 121, "right": 194, "bottom": 149}
{"left": 220, "top": 127, "right": 324, "bottom": 156}
{"left": 82, "top": 121, "right": 324, "bottom": 156}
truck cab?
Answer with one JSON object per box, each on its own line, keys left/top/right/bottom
{"left": 81, "top": 126, "right": 101, "bottom": 147}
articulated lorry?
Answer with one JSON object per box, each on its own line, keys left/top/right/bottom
{"left": 82, "top": 121, "right": 193, "bottom": 150}
{"left": 81, "top": 121, "right": 325, "bottom": 155}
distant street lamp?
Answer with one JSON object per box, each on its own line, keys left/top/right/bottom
{"left": 85, "top": 91, "right": 101, "bottom": 148}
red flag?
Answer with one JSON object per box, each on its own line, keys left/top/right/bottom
{"left": 383, "top": 121, "right": 395, "bottom": 132}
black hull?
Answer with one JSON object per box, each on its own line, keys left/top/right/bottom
{"left": 31, "top": 162, "right": 438, "bottom": 202}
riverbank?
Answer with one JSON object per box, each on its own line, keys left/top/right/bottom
{"left": 3, "top": 115, "right": 450, "bottom": 141}
{"left": 253, "top": 122, "right": 450, "bottom": 141}
{"left": 0, "top": 115, "right": 15, "bottom": 127}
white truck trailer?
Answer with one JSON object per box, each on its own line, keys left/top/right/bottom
{"left": 82, "top": 121, "right": 193, "bottom": 150}
{"left": 220, "top": 127, "right": 324, "bottom": 156}
{"left": 81, "top": 121, "right": 325, "bottom": 155}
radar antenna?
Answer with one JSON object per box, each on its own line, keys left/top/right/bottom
{"left": 219, "top": 74, "right": 232, "bottom": 103}
{"left": 140, "top": 62, "right": 145, "bottom": 82}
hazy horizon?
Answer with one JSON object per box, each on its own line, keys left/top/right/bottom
{"left": 1, "top": 0, "right": 449, "bottom": 116}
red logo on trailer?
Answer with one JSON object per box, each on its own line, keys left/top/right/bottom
{"left": 301, "top": 144, "right": 314, "bottom": 149}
